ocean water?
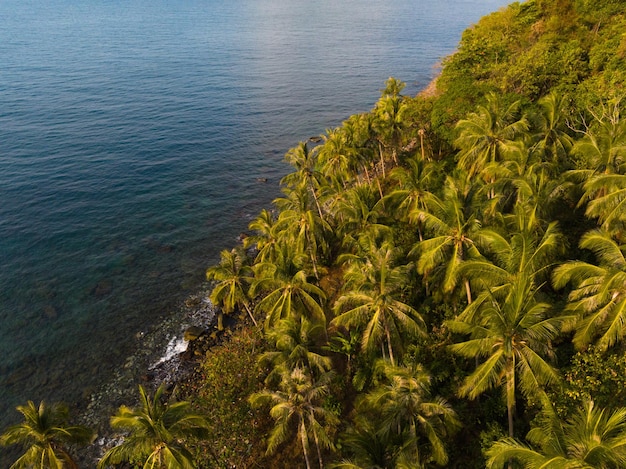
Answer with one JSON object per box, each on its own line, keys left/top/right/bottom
{"left": 0, "top": 0, "right": 511, "bottom": 433}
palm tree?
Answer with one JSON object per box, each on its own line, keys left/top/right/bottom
{"left": 455, "top": 92, "right": 529, "bottom": 182}
{"left": 570, "top": 100, "right": 626, "bottom": 177}
{"left": 486, "top": 399, "right": 626, "bottom": 468}
{"left": 333, "top": 183, "right": 390, "bottom": 250}
{"left": 332, "top": 238, "right": 426, "bottom": 366}
{"left": 580, "top": 172, "right": 626, "bottom": 232}
{"left": 245, "top": 208, "right": 280, "bottom": 264}
{"left": 259, "top": 316, "right": 332, "bottom": 385}
{"left": 410, "top": 174, "right": 482, "bottom": 304}
{"left": 0, "top": 400, "right": 93, "bottom": 469}
{"left": 372, "top": 78, "right": 409, "bottom": 175}
{"left": 365, "top": 360, "right": 460, "bottom": 466}
{"left": 447, "top": 276, "right": 563, "bottom": 438}
{"left": 98, "top": 384, "right": 211, "bottom": 469}
{"left": 206, "top": 246, "right": 257, "bottom": 330}
{"left": 532, "top": 90, "right": 574, "bottom": 172}
{"left": 317, "top": 127, "right": 351, "bottom": 188}
{"left": 381, "top": 156, "right": 440, "bottom": 241}
{"left": 273, "top": 184, "right": 329, "bottom": 279}
{"left": 251, "top": 244, "right": 326, "bottom": 330}
{"left": 281, "top": 141, "right": 325, "bottom": 221}
{"left": 553, "top": 229, "right": 626, "bottom": 351}
{"left": 249, "top": 368, "right": 339, "bottom": 469}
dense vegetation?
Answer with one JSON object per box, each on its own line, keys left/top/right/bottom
{"left": 4, "top": 0, "right": 626, "bottom": 467}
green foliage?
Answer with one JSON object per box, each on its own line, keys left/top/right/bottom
{"left": 561, "top": 345, "right": 626, "bottom": 410}
{"left": 0, "top": 401, "right": 94, "bottom": 469}
{"left": 183, "top": 327, "right": 269, "bottom": 468}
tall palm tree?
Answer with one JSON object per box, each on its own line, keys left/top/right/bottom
{"left": 570, "top": 101, "right": 626, "bottom": 177}
{"left": 553, "top": 228, "right": 626, "bottom": 351}
{"left": 531, "top": 90, "right": 574, "bottom": 172}
{"left": 486, "top": 399, "right": 626, "bottom": 468}
{"left": 206, "top": 246, "right": 257, "bottom": 330}
{"left": 333, "top": 183, "right": 390, "bottom": 250}
{"left": 245, "top": 208, "right": 280, "bottom": 264}
{"left": 273, "top": 184, "right": 329, "bottom": 279}
{"left": 372, "top": 78, "right": 409, "bottom": 175}
{"left": 249, "top": 368, "right": 338, "bottom": 469}
{"left": 447, "top": 276, "right": 563, "bottom": 438}
{"left": 98, "top": 384, "right": 211, "bottom": 469}
{"left": 410, "top": 174, "right": 482, "bottom": 304}
{"left": 281, "top": 141, "right": 325, "bottom": 221}
{"left": 381, "top": 157, "right": 440, "bottom": 241}
{"left": 0, "top": 400, "right": 93, "bottom": 469}
{"left": 259, "top": 316, "right": 332, "bottom": 385}
{"left": 332, "top": 239, "right": 426, "bottom": 366}
{"left": 455, "top": 92, "right": 529, "bottom": 182}
{"left": 251, "top": 245, "right": 326, "bottom": 330}
{"left": 365, "top": 360, "right": 460, "bottom": 466}
{"left": 317, "top": 127, "right": 351, "bottom": 188}
{"left": 580, "top": 172, "right": 626, "bottom": 232}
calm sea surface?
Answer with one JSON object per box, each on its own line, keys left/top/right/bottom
{"left": 0, "top": 0, "right": 510, "bottom": 431}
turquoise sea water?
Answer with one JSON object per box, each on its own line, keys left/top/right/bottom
{"left": 0, "top": 0, "right": 511, "bottom": 433}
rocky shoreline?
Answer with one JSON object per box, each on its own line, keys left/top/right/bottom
{"left": 76, "top": 285, "right": 223, "bottom": 466}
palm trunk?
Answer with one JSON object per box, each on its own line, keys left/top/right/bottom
{"left": 363, "top": 164, "right": 371, "bottom": 184}
{"left": 300, "top": 422, "right": 313, "bottom": 469}
{"left": 385, "top": 324, "right": 395, "bottom": 366}
{"left": 243, "top": 301, "right": 258, "bottom": 327}
{"left": 464, "top": 278, "right": 473, "bottom": 305}
{"left": 217, "top": 311, "right": 224, "bottom": 331}
{"left": 506, "top": 364, "right": 515, "bottom": 438}
{"left": 378, "top": 142, "right": 386, "bottom": 177}
{"left": 311, "top": 415, "right": 324, "bottom": 469}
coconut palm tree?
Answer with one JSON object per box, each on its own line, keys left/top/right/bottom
{"left": 273, "top": 184, "right": 329, "bottom": 279}
{"left": 333, "top": 183, "right": 390, "bottom": 250}
{"left": 365, "top": 360, "right": 460, "bottom": 466}
{"left": 570, "top": 100, "right": 626, "bottom": 177}
{"left": 381, "top": 156, "right": 440, "bottom": 241}
{"left": 249, "top": 368, "right": 338, "bottom": 469}
{"left": 259, "top": 316, "right": 332, "bottom": 386}
{"left": 410, "top": 174, "right": 482, "bottom": 304}
{"left": 98, "top": 384, "right": 211, "bottom": 469}
{"left": 486, "top": 398, "right": 626, "bottom": 468}
{"left": 0, "top": 400, "right": 93, "bottom": 469}
{"left": 281, "top": 141, "right": 325, "bottom": 221}
{"left": 531, "top": 90, "right": 574, "bottom": 172}
{"left": 251, "top": 244, "right": 326, "bottom": 330}
{"left": 206, "top": 246, "right": 257, "bottom": 330}
{"left": 332, "top": 238, "right": 426, "bottom": 366}
{"left": 447, "top": 276, "right": 563, "bottom": 438}
{"left": 372, "top": 78, "right": 409, "bottom": 175}
{"left": 553, "top": 228, "right": 626, "bottom": 351}
{"left": 580, "top": 172, "right": 626, "bottom": 232}
{"left": 455, "top": 92, "right": 529, "bottom": 182}
{"left": 245, "top": 208, "right": 280, "bottom": 264}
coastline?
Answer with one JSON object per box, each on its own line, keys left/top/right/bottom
{"left": 76, "top": 285, "right": 218, "bottom": 466}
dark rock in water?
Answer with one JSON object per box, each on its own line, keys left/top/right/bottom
{"left": 185, "top": 297, "right": 201, "bottom": 308}
{"left": 183, "top": 326, "right": 205, "bottom": 341}
{"left": 92, "top": 280, "right": 112, "bottom": 297}
{"left": 43, "top": 304, "right": 58, "bottom": 320}
{"left": 156, "top": 244, "right": 174, "bottom": 253}
{"left": 308, "top": 135, "right": 323, "bottom": 143}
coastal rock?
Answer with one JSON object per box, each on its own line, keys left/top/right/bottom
{"left": 183, "top": 326, "right": 205, "bottom": 341}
